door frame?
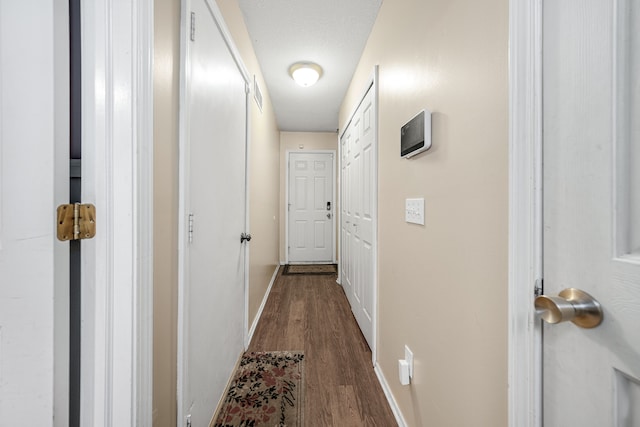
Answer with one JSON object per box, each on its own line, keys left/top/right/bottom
{"left": 285, "top": 150, "right": 337, "bottom": 264}
{"left": 338, "top": 67, "right": 379, "bottom": 363}
{"left": 508, "top": 0, "right": 543, "bottom": 426}
{"left": 176, "top": 0, "right": 252, "bottom": 425}
{"left": 79, "top": 0, "right": 154, "bottom": 425}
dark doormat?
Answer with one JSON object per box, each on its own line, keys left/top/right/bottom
{"left": 282, "top": 264, "right": 338, "bottom": 275}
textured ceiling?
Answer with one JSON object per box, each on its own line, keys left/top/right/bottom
{"left": 238, "top": 0, "right": 382, "bottom": 132}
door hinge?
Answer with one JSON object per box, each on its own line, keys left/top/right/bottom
{"left": 188, "top": 213, "right": 194, "bottom": 243}
{"left": 534, "top": 278, "right": 543, "bottom": 297}
{"left": 57, "top": 203, "right": 96, "bottom": 241}
{"left": 190, "top": 12, "right": 196, "bottom": 41}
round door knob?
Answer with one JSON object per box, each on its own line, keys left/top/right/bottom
{"left": 534, "top": 288, "right": 603, "bottom": 329}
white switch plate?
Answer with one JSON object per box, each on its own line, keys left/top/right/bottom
{"left": 405, "top": 198, "right": 425, "bottom": 225}
{"left": 405, "top": 345, "right": 414, "bottom": 378}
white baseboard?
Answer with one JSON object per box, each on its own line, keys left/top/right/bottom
{"left": 246, "top": 264, "right": 280, "bottom": 345}
{"left": 374, "top": 362, "right": 408, "bottom": 427}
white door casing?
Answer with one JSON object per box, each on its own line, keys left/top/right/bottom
{"left": 287, "top": 152, "right": 335, "bottom": 263}
{"left": 540, "top": 0, "right": 640, "bottom": 425}
{"left": 508, "top": 0, "right": 543, "bottom": 424}
{"left": 80, "top": 0, "right": 154, "bottom": 425}
{"left": 0, "top": 2, "right": 68, "bottom": 424}
{"left": 178, "top": 0, "right": 250, "bottom": 425}
{"left": 340, "top": 75, "right": 377, "bottom": 353}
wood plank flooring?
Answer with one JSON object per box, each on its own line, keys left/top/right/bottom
{"left": 248, "top": 268, "right": 397, "bottom": 426}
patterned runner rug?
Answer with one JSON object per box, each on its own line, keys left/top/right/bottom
{"left": 282, "top": 264, "right": 337, "bottom": 275}
{"left": 213, "top": 351, "right": 305, "bottom": 427}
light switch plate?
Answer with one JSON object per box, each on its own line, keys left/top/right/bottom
{"left": 405, "top": 198, "right": 425, "bottom": 225}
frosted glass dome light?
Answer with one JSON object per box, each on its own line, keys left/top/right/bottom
{"left": 289, "top": 62, "right": 323, "bottom": 87}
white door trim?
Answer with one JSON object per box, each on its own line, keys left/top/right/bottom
{"left": 508, "top": 0, "right": 543, "bottom": 426}
{"left": 79, "top": 0, "right": 154, "bottom": 425}
{"left": 285, "top": 150, "right": 337, "bottom": 264}
{"left": 177, "top": 0, "right": 251, "bottom": 424}
{"left": 338, "top": 67, "right": 379, "bottom": 363}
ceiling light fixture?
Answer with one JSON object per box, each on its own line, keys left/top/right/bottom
{"left": 289, "top": 62, "right": 323, "bottom": 87}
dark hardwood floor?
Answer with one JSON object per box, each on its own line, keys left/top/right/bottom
{"left": 247, "top": 268, "right": 398, "bottom": 426}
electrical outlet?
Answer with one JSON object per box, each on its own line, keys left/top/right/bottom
{"left": 405, "top": 345, "right": 414, "bottom": 378}
{"left": 405, "top": 198, "right": 425, "bottom": 225}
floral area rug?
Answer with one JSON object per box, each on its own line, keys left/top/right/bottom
{"left": 213, "top": 351, "right": 305, "bottom": 427}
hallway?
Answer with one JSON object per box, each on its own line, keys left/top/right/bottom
{"left": 247, "top": 268, "right": 397, "bottom": 426}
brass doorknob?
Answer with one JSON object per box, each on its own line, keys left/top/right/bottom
{"left": 534, "top": 288, "right": 603, "bottom": 328}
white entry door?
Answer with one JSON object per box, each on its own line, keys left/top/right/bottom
{"left": 0, "top": 2, "right": 69, "bottom": 424}
{"left": 541, "top": 0, "right": 640, "bottom": 424}
{"left": 340, "top": 84, "right": 375, "bottom": 349}
{"left": 181, "top": 0, "right": 248, "bottom": 425}
{"left": 288, "top": 152, "right": 334, "bottom": 263}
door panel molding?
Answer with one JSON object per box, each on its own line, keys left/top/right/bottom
{"left": 508, "top": 0, "right": 543, "bottom": 426}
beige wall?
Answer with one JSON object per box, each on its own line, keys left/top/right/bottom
{"left": 216, "top": 0, "right": 281, "bottom": 329}
{"left": 152, "top": 0, "right": 180, "bottom": 425}
{"left": 339, "top": 0, "right": 509, "bottom": 425}
{"left": 279, "top": 132, "right": 338, "bottom": 262}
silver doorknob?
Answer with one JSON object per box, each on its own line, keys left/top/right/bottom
{"left": 534, "top": 288, "right": 603, "bottom": 329}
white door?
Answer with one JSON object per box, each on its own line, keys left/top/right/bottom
{"left": 288, "top": 152, "right": 334, "bottom": 263}
{"left": 340, "top": 85, "right": 375, "bottom": 349}
{"left": 0, "top": 2, "right": 68, "bottom": 425}
{"left": 541, "top": 0, "right": 640, "bottom": 424}
{"left": 181, "top": 0, "right": 248, "bottom": 425}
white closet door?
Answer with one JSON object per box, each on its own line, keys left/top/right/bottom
{"left": 341, "top": 85, "right": 375, "bottom": 349}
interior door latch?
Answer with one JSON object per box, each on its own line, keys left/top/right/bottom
{"left": 57, "top": 203, "right": 96, "bottom": 241}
